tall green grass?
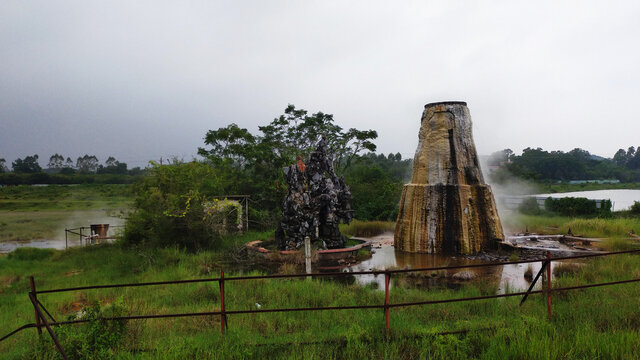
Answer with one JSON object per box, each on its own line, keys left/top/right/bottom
{"left": 503, "top": 214, "right": 640, "bottom": 238}
{"left": 3, "top": 241, "right": 640, "bottom": 358}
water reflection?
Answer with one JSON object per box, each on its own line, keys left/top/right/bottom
{"left": 0, "top": 238, "right": 115, "bottom": 253}
{"left": 336, "top": 245, "right": 560, "bottom": 294}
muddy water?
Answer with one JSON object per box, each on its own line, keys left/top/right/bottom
{"left": 0, "top": 210, "right": 124, "bottom": 253}
{"left": 339, "top": 233, "right": 564, "bottom": 293}
{"left": 0, "top": 237, "right": 117, "bottom": 253}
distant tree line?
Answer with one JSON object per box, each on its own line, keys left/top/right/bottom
{"left": 488, "top": 147, "right": 640, "bottom": 184}
{"left": 0, "top": 153, "right": 144, "bottom": 175}
{"left": 0, "top": 154, "right": 145, "bottom": 184}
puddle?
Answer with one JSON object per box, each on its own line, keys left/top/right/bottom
{"left": 331, "top": 232, "right": 574, "bottom": 293}
{"left": 0, "top": 238, "right": 117, "bottom": 253}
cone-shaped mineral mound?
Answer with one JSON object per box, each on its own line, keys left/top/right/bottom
{"left": 394, "top": 101, "right": 504, "bottom": 254}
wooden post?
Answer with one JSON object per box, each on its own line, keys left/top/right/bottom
{"left": 219, "top": 270, "right": 226, "bottom": 339}
{"left": 546, "top": 251, "right": 552, "bottom": 318}
{"left": 65, "top": 229, "right": 68, "bottom": 250}
{"left": 384, "top": 272, "right": 390, "bottom": 335}
{"left": 304, "top": 236, "right": 312, "bottom": 278}
{"left": 245, "top": 198, "right": 249, "bottom": 233}
{"left": 79, "top": 227, "right": 83, "bottom": 246}
{"left": 30, "top": 276, "right": 42, "bottom": 336}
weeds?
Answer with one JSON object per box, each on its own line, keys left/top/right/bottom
{"left": 340, "top": 220, "right": 395, "bottom": 237}
{"left": 3, "top": 228, "right": 640, "bottom": 358}
{"left": 523, "top": 265, "right": 533, "bottom": 281}
{"left": 553, "top": 262, "right": 581, "bottom": 277}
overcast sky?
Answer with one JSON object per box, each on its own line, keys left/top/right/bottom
{"left": 1, "top": 1, "right": 639, "bottom": 168}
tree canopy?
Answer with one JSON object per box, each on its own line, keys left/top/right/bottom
{"left": 197, "top": 105, "right": 379, "bottom": 219}
{"left": 12, "top": 154, "right": 42, "bottom": 173}
{"left": 47, "top": 154, "right": 65, "bottom": 171}
{"left": 198, "top": 104, "right": 378, "bottom": 174}
{"left": 489, "top": 146, "right": 640, "bottom": 183}
{"left": 76, "top": 155, "right": 99, "bottom": 173}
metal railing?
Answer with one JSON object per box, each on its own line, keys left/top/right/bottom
{"left": 2, "top": 249, "right": 640, "bottom": 359}
{"left": 64, "top": 226, "right": 124, "bottom": 249}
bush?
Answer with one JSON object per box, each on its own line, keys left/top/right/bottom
{"left": 37, "top": 299, "right": 129, "bottom": 360}
{"left": 518, "top": 197, "right": 543, "bottom": 215}
{"left": 544, "top": 197, "right": 612, "bottom": 216}
{"left": 631, "top": 201, "right": 640, "bottom": 215}
{"left": 123, "top": 161, "right": 230, "bottom": 250}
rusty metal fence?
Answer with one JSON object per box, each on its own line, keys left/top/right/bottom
{"left": 3, "top": 249, "right": 640, "bottom": 359}
{"left": 64, "top": 225, "right": 124, "bottom": 249}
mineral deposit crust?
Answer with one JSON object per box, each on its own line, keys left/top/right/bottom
{"left": 394, "top": 102, "right": 504, "bottom": 254}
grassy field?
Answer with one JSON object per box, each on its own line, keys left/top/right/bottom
{"left": 0, "top": 185, "right": 132, "bottom": 242}
{"left": 502, "top": 214, "right": 640, "bottom": 251}
{"left": 3, "top": 185, "right": 640, "bottom": 358}
{"left": 1, "top": 231, "right": 640, "bottom": 359}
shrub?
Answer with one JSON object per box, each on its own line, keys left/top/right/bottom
{"left": 518, "top": 197, "right": 542, "bottom": 215}
{"left": 553, "top": 262, "right": 581, "bottom": 277}
{"left": 523, "top": 265, "right": 534, "bottom": 281}
{"left": 123, "top": 161, "right": 230, "bottom": 250}
{"left": 544, "top": 197, "right": 612, "bottom": 216}
{"left": 631, "top": 201, "right": 640, "bottom": 215}
{"left": 38, "top": 298, "right": 129, "bottom": 360}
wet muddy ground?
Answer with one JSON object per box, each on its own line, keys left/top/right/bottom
{"left": 326, "top": 232, "right": 583, "bottom": 293}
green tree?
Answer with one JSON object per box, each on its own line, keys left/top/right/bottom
{"left": 76, "top": 155, "right": 99, "bottom": 173}
{"left": 342, "top": 152, "right": 412, "bottom": 221}
{"left": 97, "top": 156, "right": 128, "bottom": 174}
{"left": 628, "top": 147, "right": 640, "bottom": 170}
{"left": 0, "top": 158, "right": 7, "bottom": 173}
{"left": 200, "top": 104, "right": 378, "bottom": 174}
{"left": 12, "top": 154, "right": 42, "bottom": 173}
{"left": 257, "top": 104, "right": 377, "bottom": 173}
{"left": 197, "top": 104, "right": 378, "bottom": 225}
{"left": 47, "top": 153, "right": 65, "bottom": 171}
{"left": 487, "top": 149, "right": 513, "bottom": 166}
{"left": 613, "top": 148, "right": 628, "bottom": 167}
{"left": 497, "top": 147, "right": 640, "bottom": 183}
{"left": 199, "top": 124, "right": 257, "bottom": 167}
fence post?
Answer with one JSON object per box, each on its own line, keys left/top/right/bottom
{"left": 546, "top": 252, "right": 552, "bottom": 318}
{"left": 29, "top": 276, "right": 42, "bottom": 336}
{"left": 245, "top": 198, "right": 249, "bottom": 233}
{"left": 219, "top": 270, "right": 226, "bottom": 339}
{"left": 65, "top": 229, "right": 68, "bottom": 250}
{"left": 384, "top": 271, "right": 390, "bottom": 335}
{"left": 79, "top": 227, "right": 83, "bottom": 246}
{"left": 304, "top": 236, "right": 312, "bottom": 278}
{"left": 29, "top": 293, "right": 69, "bottom": 360}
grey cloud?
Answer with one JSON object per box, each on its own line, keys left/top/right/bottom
{"left": 1, "top": 1, "right": 639, "bottom": 167}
